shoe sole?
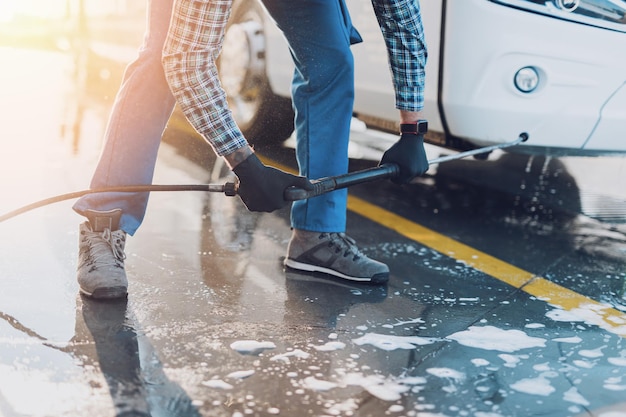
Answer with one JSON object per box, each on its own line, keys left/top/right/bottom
{"left": 80, "top": 286, "right": 128, "bottom": 299}
{"left": 284, "top": 258, "right": 389, "bottom": 285}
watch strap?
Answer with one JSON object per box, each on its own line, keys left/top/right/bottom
{"left": 400, "top": 120, "right": 428, "bottom": 135}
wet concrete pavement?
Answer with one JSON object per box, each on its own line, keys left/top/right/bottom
{"left": 1, "top": 47, "right": 626, "bottom": 417}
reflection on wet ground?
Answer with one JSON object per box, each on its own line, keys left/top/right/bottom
{"left": 423, "top": 152, "right": 626, "bottom": 307}
{"left": 1, "top": 47, "right": 626, "bottom": 417}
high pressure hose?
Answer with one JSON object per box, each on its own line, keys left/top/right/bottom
{"left": 0, "top": 133, "right": 528, "bottom": 223}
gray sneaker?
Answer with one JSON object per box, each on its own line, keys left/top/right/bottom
{"left": 77, "top": 209, "right": 128, "bottom": 299}
{"left": 284, "top": 229, "right": 389, "bottom": 284}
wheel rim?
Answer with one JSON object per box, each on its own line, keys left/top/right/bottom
{"left": 220, "top": 19, "right": 266, "bottom": 130}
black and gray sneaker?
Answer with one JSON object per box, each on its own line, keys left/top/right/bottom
{"left": 77, "top": 209, "right": 128, "bottom": 299}
{"left": 284, "top": 229, "right": 389, "bottom": 284}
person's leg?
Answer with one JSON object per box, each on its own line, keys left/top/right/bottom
{"left": 73, "top": 0, "right": 176, "bottom": 299}
{"left": 262, "top": 0, "right": 389, "bottom": 283}
{"left": 262, "top": 0, "right": 356, "bottom": 233}
{"left": 72, "top": 0, "right": 177, "bottom": 236}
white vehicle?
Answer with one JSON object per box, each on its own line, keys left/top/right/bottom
{"left": 220, "top": 0, "right": 626, "bottom": 155}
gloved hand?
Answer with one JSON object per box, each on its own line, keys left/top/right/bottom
{"left": 380, "top": 132, "right": 429, "bottom": 184}
{"left": 233, "top": 153, "right": 313, "bottom": 212}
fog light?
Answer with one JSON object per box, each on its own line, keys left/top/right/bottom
{"left": 554, "top": 0, "right": 579, "bottom": 12}
{"left": 514, "top": 67, "right": 539, "bottom": 93}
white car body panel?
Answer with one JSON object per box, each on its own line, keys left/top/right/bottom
{"left": 262, "top": 0, "right": 626, "bottom": 154}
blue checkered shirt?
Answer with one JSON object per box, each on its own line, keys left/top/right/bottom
{"left": 162, "top": 0, "right": 427, "bottom": 156}
{"left": 373, "top": 0, "right": 427, "bottom": 112}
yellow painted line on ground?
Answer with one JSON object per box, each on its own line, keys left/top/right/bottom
{"left": 348, "top": 195, "right": 626, "bottom": 338}
{"left": 262, "top": 155, "right": 626, "bottom": 337}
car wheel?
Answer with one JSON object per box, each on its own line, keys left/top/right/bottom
{"left": 219, "top": 0, "right": 294, "bottom": 146}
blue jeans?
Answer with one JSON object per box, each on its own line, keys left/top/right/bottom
{"left": 74, "top": 0, "right": 357, "bottom": 235}
{"left": 262, "top": 0, "right": 359, "bottom": 233}
{"left": 73, "top": 0, "right": 176, "bottom": 235}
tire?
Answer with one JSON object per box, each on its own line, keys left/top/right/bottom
{"left": 219, "top": 0, "right": 294, "bottom": 146}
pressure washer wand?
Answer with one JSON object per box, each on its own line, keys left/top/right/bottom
{"left": 0, "top": 133, "right": 527, "bottom": 223}
{"left": 283, "top": 132, "right": 529, "bottom": 201}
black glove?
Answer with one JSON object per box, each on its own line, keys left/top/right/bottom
{"left": 233, "top": 153, "right": 313, "bottom": 212}
{"left": 380, "top": 132, "right": 429, "bottom": 184}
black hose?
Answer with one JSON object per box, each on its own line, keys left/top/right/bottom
{"left": 0, "top": 133, "right": 528, "bottom": 224}
{"left": 0, "top": 183, "right": 235, "bottom": 223}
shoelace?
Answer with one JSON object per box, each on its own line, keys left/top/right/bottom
{"left": 83, "top": 228, "right": 126, "bottom": 268}
{"left": 322, "top": 232, "right": 362, "bottom": 261}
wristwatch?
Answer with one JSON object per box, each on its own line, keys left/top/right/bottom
{"left": 400, "top": 120, "right": 428, "bottom": 135}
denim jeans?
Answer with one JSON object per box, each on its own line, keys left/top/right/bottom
{"left": 73, "top": 0, "right": 357, "bottom": 235}
{"left": 262, "top": 0, "right": 359, "bottom": 233}
{"left": 73, "top": 0, "right": 176, "bottom": 235}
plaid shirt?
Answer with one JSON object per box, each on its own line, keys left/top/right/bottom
{"left": 163, "top": 0, "right": 245, "bottom": 157}
{"left": 163, "top": 0, "right": 426, "bottom": 156}
{"left": 372, "top": 0, "right": 427, "bottom": 112}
